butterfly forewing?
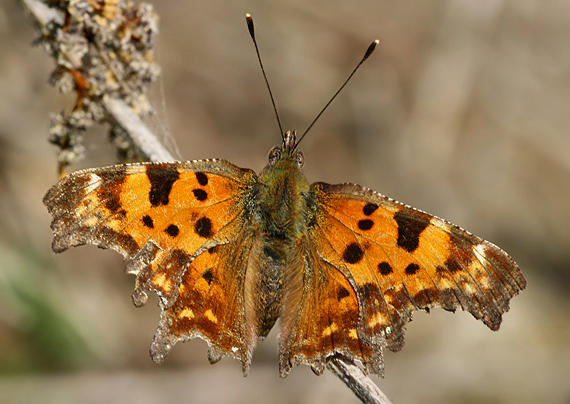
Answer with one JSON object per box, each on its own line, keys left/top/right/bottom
{"left": 43, "top": 160, "right": 259, "bottom": 367}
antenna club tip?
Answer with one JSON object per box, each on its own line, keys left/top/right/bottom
{"left": 362, "top": 39, "right": 379, "bottom": 61}
{"left": 246, "top": 13, "right": 254, "bottom": 37}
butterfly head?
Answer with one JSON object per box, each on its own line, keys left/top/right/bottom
{"left": 266, "top": 130, "right": 305, "bottom": 169}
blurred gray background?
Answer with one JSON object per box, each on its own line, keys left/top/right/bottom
{"left": 1, "top": 0, "right": 569, "bottom": 403}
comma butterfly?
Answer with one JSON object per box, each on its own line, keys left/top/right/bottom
{"left": 43, "top": 17, "right": 526, "bottom": 378}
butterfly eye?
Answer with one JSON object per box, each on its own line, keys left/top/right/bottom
{"left": 268, "top": 146, "right": 281, "bottom": 162}
{"left": 296, "top": 151, "right": 305, "bottom": 167}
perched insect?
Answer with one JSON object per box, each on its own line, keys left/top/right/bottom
{"left": 44, "top": 14, "right": 526, "bottom": 378}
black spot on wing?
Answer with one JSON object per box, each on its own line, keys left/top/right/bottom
{"left": 337, "top": 287, "right": 350, "bottom": 301}
{"left": 147, "top": 165, "right": 180, "bottom": 207}
{"left": 358, "top": 219, "right": 374, "bottom": 230}
{"left": 192, "top": 189, "right": 208, "bottom": 201}
{"left": 394, "top": 211, "right": 430, "bottom": 253}
{"left": 343, "top": 243, "right": 364, "bottom": 264}
{"left": 378, "top": 262, "right": 393, "bottom": 275}
{"left": 363, "top": 203, "right": 379, "bottom": 216}
{"left": 142, "top": 215, "right": 154, "bottom": 228}
{"left": 446, "top": 258, "right": 462, "bottom": 273}
{"left": 97, "top": 168, "right": 127, "bottom": 213}
{"left": 437, "top": 257, "right": 463, "bottom": 274}
{"left": 195, "top": 217, "right": 213, "bottom": 238}
{"left": 105, "top": 198, "right": 122, "bottom": 213}
{"left": 165, "top": 224, "right": 180, "bottom": 237}
{"left": 195, "top": 172, "right": 208, "bottom": 186}
{"left": 201, "top": 268, "right": 214, "bottom": 285}
{"left": 405, "top": 263, "right": 420, "bottom": 275}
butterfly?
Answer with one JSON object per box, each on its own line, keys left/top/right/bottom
{"left": 43, "top": 12, "right": 525, "bottom": 378}
{"left": 43, "top": 127, "right": 526, "bottom": 377}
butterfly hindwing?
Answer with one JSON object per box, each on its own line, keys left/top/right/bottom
{"left": 43, "top": 160, "right": 259, "bottom": 366}
{"left": 278, "top": 181, "right": 526, "bottom": 376}
{"left": 279, "top": 247, "right": 380, "bottom": 376}
{"left": 151, "top": 239, "right": 255, "bottom": 368}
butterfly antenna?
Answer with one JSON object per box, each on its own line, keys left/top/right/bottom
{"left": 246, "top": 13, "right": 284, "bottom": 141}
{"left": 295, "top": 39, "right": 380, "bottom": 149}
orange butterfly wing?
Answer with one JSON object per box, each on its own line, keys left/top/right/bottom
{"left": 43, "top": 161, "right": 258, "bottom": 368}
{"left": 279, "top": 182, "right": 526, "bottom": 376}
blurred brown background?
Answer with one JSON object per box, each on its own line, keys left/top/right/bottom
{"left": 1, "top": 0, "right": 569, "bottom": 403}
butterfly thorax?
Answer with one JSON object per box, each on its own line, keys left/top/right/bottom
{"left": 257, "top": 131, "right": 308, "bottom": 255}
{"left": 245, "top": 131, "right": 310, "bottom": 339}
